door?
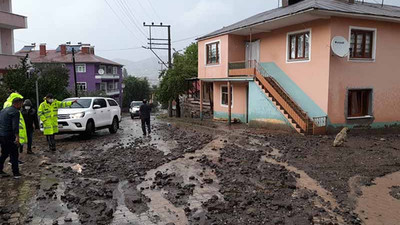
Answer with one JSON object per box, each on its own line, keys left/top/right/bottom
{"left": 93, "top": 98, "right": 108, "bottom": 126}
{"left": 245, "top": 40, "right": 260, "bottom": 68}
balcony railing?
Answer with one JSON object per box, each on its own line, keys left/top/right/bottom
{"left": 228, "top": 60, "right": 257, "bottom": 76}
{"left": 95, "top": 74, "right": 120, "bottom": 80}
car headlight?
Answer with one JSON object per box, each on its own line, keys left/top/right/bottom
{"left": 70, "top": 112, "right": 85, "bottom": 119}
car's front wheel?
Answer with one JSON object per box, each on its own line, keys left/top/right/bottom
{"left": 83, "top": 120, "right": 95, "bottom": 138}
{"left": 109, "top": 117, "right": 119, "bottom": 134}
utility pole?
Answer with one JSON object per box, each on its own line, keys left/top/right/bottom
{"left": 143, "top": 22, "right": 172, "bottom": 69}
{"left": 143, "top": 22, "right": 175, "bottom": 117}
{"left": 72, "top": 48, "right": 78, "bottom": 97}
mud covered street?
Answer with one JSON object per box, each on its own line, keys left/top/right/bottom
{"left": 1, "top": 116, "right": 400, "bottom": 225}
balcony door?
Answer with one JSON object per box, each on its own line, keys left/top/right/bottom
{"left": 245, "top": 40, "right": 260, "bottom": 68}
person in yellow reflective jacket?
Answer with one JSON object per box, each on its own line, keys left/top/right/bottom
{"left": 38, "top": 94, "right": 76, "bottom": 151}
{"left": 3, "top": 92, "right": 28, "bottom": 147}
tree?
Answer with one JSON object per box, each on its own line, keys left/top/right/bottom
{"left": 3, "top": 56, "right": 37, "bottom": 105}
{"left": 157, "top": 42, "right": 198, "bottom": 117}
{"left": 122, "top": 76, "right": 151, "bottom": 108}
{"left": 35, "top": 63, "right": 71, "bottom": 103}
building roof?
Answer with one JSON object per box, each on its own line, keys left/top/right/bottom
{"left": 198, "top": 0, "right": 400, "bottom": 40}
{"left": 17, "top": 50, "right": 123, "bottom": 66}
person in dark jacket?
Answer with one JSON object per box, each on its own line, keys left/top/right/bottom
{"left": 0, "top": 98, "right": 24, "bottom": 178}
{"left": 20, "top": 99, "right": 39, "bottom": 154}
{"left": 139, "top": 99, "right": 152, "bottom": 136}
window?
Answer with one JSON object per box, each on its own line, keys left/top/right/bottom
{"left": 76, "top": 64, "right": 86, "bottom": 73}
{"left": 100, "top": 82, "right": 107, "bottom": 91}
{"left": 76, "top": 82, "right": 87, "bottom": 92}
{"left": 113, "top": 66, "right": 118, "bottom": 75}
{"left": 108, "top": 82, "right": 115, "bottom": 91}
{"left": 350, "top": 29, "right": 374, "bottom": 59}
{"left": 107, "top": 66, "right": 113, "bottom": 74}
{"left": 107, "top": 99, "right": 119, "bottom": 107}
{"left": 221, "top": 85, "right": 233, "bottom": 107}
{"left": 93, "top": 99, "right": 107, "bottom": 108}
{"left": 288, "top": 31, "right": 310, "bottom": 61}
{"left": 206, "top": 42, "right": 220, "bottom": 65}
{"left": 348, "top": 89, "right": 372, "bottom": 118}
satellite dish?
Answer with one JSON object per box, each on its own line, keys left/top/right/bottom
{"left": 331, "top": 36, "right": 350, "bottom": 57}
{"left": 98, "top": 69, "right": 105, "bottom": 75}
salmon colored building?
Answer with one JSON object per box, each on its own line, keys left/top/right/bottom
{"left": 197, "top": 0, "right": 400, "bottom": 134}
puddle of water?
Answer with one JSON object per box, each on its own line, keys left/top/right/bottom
{"left": 136, "top": 138, "right": 225, "bottom": 225}
{"left": 355, "top": 171, "right": 400, "bottom": 225}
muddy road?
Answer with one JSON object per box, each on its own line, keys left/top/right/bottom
{"left": 1, "top": 116, "right": 400, "bottom": 225}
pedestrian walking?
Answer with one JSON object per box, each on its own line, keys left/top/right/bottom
{"left": 0, "top": 98, "right": 24, "bottom": 179}
{"left": 20, "top": 99, "right": 39, "bottom": 154}
{"left": 139, "top": 99, "right": 152, "bottom": 136}
{"left": 38, "top": 94, "right": 75, "bottom": 151}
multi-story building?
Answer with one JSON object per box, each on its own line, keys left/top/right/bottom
{"left": 19, "top": 43, "right": 124, "bottom": 105}
{"left": 0, "top": 0, "right": 27, "bottom": 76}
{"left": 197, "top": 0, "right": 400, "bottom": 134}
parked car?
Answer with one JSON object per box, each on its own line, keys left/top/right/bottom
{"left": 41, "top": 97, "right": 122, "bottom": 137}
{"left": 129, "top": 101, "right": 143, "bottom": 119}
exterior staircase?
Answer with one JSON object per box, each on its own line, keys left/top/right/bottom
{"left": 253, "top": 63, "right": 326, "bottom": 135}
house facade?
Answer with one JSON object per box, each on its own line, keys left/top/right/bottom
{"left": 19, "top": 43, "right": 124, "bottom": 105}
{"left": 0, "top": 0, "right": 27, "bottom": 77}
{"left": 197, "top": 0, "right": 400, "bottom": 134}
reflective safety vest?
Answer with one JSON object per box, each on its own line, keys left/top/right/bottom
{"left": 38, "top": 99, "right": 73, "bottom": 136}
{"left": 3, "top": 93, "right": 27, "bottom": 144}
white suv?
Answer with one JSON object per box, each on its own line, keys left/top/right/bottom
{"left": 55, "top": 97, "right": 121, "bottom": 136}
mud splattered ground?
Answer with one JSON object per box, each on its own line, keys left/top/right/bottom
{"left": 1, "top": 115, "right": 400, "bottom": 225}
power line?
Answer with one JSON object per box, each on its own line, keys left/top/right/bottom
{"left": 115, "top": 0, "right": 148, "bottom": 38}
{"left": 146, "top": 0, "right": 162, "bottom": 21}
{"left": 97, "top": 46, "right": 142, "bottom": 52}
{"left": 104, "top": 0, "right": 145, "bottom": 45}
{"left": 134, "top": 0, "right": 152, "bottom": 22}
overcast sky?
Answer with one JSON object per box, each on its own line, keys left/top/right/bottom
{"left": 12, "top": 0, "right": 399, "bottom": 63}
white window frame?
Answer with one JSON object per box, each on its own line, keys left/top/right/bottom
{"left": 113, "top": 66, "right": 118, "bottom": 75}
{"left": 286, "top": 28, "right": 312, "bottom": 64}
{"left": 204, "top": 40, "right": 221, "bottom": 67}
{"left": 220, "top": 85, "right": 233, "bottom": 108}
{"left": 76, "top": 64, "right": 86, "bottom": 73}
{"left": 348, "top": 26, "right": 377, "bottom": 63}
{"left": 77, "top": 82, "right": 87, "bottom": 92}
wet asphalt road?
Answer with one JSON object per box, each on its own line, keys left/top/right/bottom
{"left": 1, "top": 116, "right": 400, "bottom": 225}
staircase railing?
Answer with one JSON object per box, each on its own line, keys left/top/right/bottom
{"left": 254, "top": 62, "right": 313, "bottom": 133}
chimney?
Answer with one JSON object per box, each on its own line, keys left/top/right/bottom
{"left": 82, "top": 46, "right": 90, "bottom": 54}
{"left": 90, "top": 46, "right": 95, "bottom": 55}
{"left": 40, "top": 43, "right": 46, "bottom": 56}
{"left": 60, "top": 44, "right": 67, "bottom": 55}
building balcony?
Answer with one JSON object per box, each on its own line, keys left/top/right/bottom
{"left": 0, "top": 11, "right": 27, "bottom": 29}
{"left": 95, "top": 74, "right": 120, "bottom": 80}
{"left": 100, "top": 89, "right": 120, "bottom": 96}
{"left": 228, "top": 61, "right": 256, "bottom": 77}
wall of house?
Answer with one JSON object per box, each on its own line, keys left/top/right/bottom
{"left": 0, "top": 0, "right": 11, "bottom": 12}
{"left": 0, "top": 28, "right": 13, "bottom": 54}
{"left": 248, "top": 81, "right": 292, "bottom": 130}
{"left": 66, "top": 64, "right": 97, "bottom": 92}
{"left": 328, "top": 17, "right": 400, "bottom": 128}
{"left": 254, "top": 19, "right": 332, "bottom": 114}
{"left": 198, "top": 35, "right": 229, "bottom": 79}
{"left": 228, "top": 34, "right": 246, "bottom": 63}
{"left": 213, "top": 81, "right": 247, "bottom": 122}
